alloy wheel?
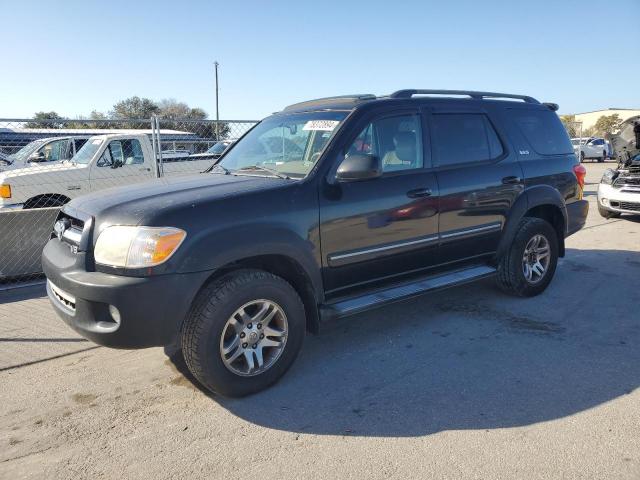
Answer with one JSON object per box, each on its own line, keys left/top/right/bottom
{"left": 219, "top": 299, "right": 288, "bottom": 376}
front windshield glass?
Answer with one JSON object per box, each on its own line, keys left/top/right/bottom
{"left": 9, "top": 139, "right": 47, "bottom": 162}
{"left": 218, "top": 111, "right": 348, "bottom": 179}
{"left": 73, "top": 137, "right": 104, "bottom": 164}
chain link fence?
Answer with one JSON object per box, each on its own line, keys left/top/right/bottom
{"left": 0, "top": 117, "right": 257, "bottom": 287}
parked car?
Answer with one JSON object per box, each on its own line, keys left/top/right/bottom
{"left": 597, "top": 116, "right": 640, "bottom": 218}
{"left": 0, "top": 133, "right": 217, "bottom": 210}
{"left": 42, "top": 89, "right": 588, "bottom": 397}
{"left": 0, "top": 136, "right": 91, "bottom": 171}
{"left": 571, "top": 137, "right": 608, "bottom": 163}
{"left": 189, "top": 140, "right": 235, "bottom": 160}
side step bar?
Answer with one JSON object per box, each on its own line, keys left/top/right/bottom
{"left": 320, "top": 265, "right": 496, "bottom": 321}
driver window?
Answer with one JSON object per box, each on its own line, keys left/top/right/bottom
{"left": 40, "top": 139, "right": 66, "bottom": 162}
{"left": 97, "top": 141, "right": 124, "bottom": 167}
{"left": 346, "top": 114, "right": 423, "bottom": 172}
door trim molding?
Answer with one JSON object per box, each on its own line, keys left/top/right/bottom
{"left": 327, "top": 221, "right": 502, "bottom": 267}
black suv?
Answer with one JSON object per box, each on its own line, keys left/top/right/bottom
{"left": 42, "top": 89, "right": 589, "bottom": 396}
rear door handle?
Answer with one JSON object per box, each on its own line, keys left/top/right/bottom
{"left": 407, "top": 188, "right": 432, "bottom": 198}
{"left": 502, "top": 176, "right": 522, "bottom": 185}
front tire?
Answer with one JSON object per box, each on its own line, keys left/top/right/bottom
{"left": 580, "top": 151, "right": 585, "bottom": 163}
{"left": 598, "top": 150, "right": 606, "bottom": 163}
{"left": 181, "top": 269, "right": 305, "bottom": 397}
{"left": 496, "top": 217, "right": 559, "bottom": 297}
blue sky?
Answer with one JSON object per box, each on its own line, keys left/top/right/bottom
{"left": 2, "top": 0, "right": 638, "bottom": 119}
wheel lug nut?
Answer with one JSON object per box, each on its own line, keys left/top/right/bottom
{"left": 242, "top": 342, "right": 248, "bottom": 348}
{"left": 247, "top": 323, "right": 253, "bottom": 329}
{"left": 240, "top": 332, "right": 245, "bottom": 338}
{"left": 257, "top": 323, "right": 262, "bottom": 329}
{"left": 252, "top": 344, "right": 257, "bottom": 349}
{"left": 260, "top": 333, "right": 264, "bottom": 339}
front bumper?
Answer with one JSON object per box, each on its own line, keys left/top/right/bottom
{"left": 565, "top": 199, "right": 589, "bottom": 236}
{"left": 42, "top": 238, "right": 211, "bottom": 349}
{"left": 598, "top": 184, "right": 640, "bottom": 214}
{"left": 0, "top": 203, "right": 24, "bottom": 211}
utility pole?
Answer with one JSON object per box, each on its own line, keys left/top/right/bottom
{"left": 214, "top": 61, "right": 220, "bottom": 140}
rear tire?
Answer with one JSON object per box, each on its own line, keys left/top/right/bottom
{"left": 181, "top": 269, "right": 305, "bottom": 397}
{"left": 598, "top": 150, "right": 606, "bottom": 163}
{"left": 580, "top": 151, "right": 585, "bottom": 163}
{"left": 496, "top": 217, "right": 559, "bottom": 297}
{"left": 598, "top": 202, "right": 620, "bottom": 219}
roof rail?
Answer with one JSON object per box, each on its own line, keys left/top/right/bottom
{"left": 284, "top": 94, "right": 376, "bottom": 111}
{"left": 389, "top": 89, "right": 540, "bottom": 104}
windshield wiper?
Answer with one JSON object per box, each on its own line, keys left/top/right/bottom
{"left": 236, "top": 165, "right": 291, "bottom": 179}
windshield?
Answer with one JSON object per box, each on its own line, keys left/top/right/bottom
{"left": 217, "top": 111, "right": 348, "bottom": 179}
{"left": 207, "top": 142, "right": 231, "bottom": 155}
{"left": 73, "top": 137, "right": 104, "bottom": 164}
{"left": 9, "top": 139, "right": 48, "bottom": 162}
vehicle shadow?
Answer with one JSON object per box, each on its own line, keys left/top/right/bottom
{"left": 178, "top": 247, "right": 640, "bottom": 437}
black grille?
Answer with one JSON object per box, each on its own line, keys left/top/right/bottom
{"left": 618, "top": 202, "right": 640, "bottom": 212}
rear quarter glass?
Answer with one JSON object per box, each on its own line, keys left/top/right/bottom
{"left": 508, "top": 108, "right": 573, "bottom": 156}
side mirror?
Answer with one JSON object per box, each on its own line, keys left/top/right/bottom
{"left": 111, "top": 159, "right": 123, "bottom": 169}
{"left": 28, "top": 152, "right": 46, "bottom": 162}
{"left": 336, "top": 154, "right": 382, "bottom": 182}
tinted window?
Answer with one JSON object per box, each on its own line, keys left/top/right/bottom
{"left": 347, "top": 114, "right": 423, "bottom": 172}
{"left": 432, "top": 114, "right": 503, "bottom": 166}
{"left": 512, "top": 109, "right": 573, "bottom": 155}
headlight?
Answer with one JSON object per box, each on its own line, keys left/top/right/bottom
{"left": 94, "top": 226, "right": 186, "bottom": 268}
{"left": 600, "top": 168, "right": 617, "bottom": 185}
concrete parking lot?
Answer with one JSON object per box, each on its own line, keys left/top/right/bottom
{"left": 1, "top": 162, "right": 639, "bottom": 480}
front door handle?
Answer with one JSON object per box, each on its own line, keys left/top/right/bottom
{"left": 502, "top": 176, "right": 522, "bottom": 185}
{"left": 407, "top": 188, "right": 432, "bottom": 198}
{"left": 140, "top": 167, "right": 151, "bottom": 172}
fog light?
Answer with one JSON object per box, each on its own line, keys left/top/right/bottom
{"left": 108, "top": 305, "right": 121, "bottom": 325}
{"left": 601, "top": 198, "right": 609, "bottom": 206}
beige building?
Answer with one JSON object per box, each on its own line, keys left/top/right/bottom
{"left": 573, "top": 108, "right": 640, "bottom": 129}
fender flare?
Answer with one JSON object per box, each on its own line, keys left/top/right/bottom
{"left": 174, "top": 223, "right": 324, "bottom": 303}
{"left": 495, "top": 185, "right": 568, "bottom": 261}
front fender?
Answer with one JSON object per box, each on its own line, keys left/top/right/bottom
{"left": 174, "top": 222, "right": 323, "bottom": 300}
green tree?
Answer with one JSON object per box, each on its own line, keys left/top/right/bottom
{"left": 560, "top": 114, "right": 580, "bottom": 138}
{"left": 25, "top": 111, "right": 66, "bottom": 129}
{"left": 592, "top": 114, "right": 623, "bottom": 138}
{"left": 110, "top": 96, "right": 159, "bottom": 120}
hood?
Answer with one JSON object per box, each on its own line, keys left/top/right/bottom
{"left": 609, "top": 115, "right": 639, "bottom": 163}
{"left": 67, "top": 172, "right": 291, "bottom": 225}
{"left": 0, "top": 160, "right": 82, "bottom": 180}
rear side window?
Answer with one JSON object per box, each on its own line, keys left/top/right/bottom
{"left": 511, "top": 109, "right": 573, "bottom": 155}
{"left": 431, "top": 113, "right": 503, "bottom": 166}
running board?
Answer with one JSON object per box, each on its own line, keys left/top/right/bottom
{"left": 320, "top": 265, "right": 496, "bottom": 321}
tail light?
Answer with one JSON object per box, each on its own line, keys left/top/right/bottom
{"left": 573, "top": 164, "right": 586, "bottom": 190}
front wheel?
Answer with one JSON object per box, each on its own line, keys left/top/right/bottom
{"left": 598, "top": 151, "right": 606, "bottom": 163}
{"left": 579, "top": 151, "right": 585, "bottom": 163}
{"left": 496, "top": 217, "right": 559, "bottom": 297}
{"left": 181, "top": 269, "right": 305, "bottom": 397}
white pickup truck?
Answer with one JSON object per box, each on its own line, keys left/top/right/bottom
{"left": 0, "top": 133, "right": 216, "bottom": 209}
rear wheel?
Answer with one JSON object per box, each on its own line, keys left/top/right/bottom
{"left": 598, "top": 202, "right": 620, "bottom": 219}
{"left": 598, "top": 150, "right": 606, "bottom": 163}
{"left": 580, "top": 151, "right": 585, "bottom": 163}
{"left": 181, "top": 269, "right": 305, "bottom": 397}
{"left": 496, "top": 217, "right": 559, "bottom": 297}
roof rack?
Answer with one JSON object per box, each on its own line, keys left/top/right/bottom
{"left": 389, "top": 89, "right": 540, "bottom": 104}
{"left": 284, "top": 94, "right": 376, "bottom": 111}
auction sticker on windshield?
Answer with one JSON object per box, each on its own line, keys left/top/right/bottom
{"left": 303, "top": 120, "right": 340, "bottom": 131}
